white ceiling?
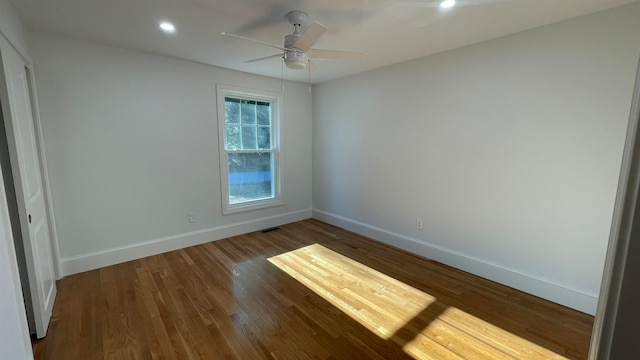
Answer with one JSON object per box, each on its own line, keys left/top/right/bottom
{"left": 10, "top": 0, "right": 637, "bottom": 84}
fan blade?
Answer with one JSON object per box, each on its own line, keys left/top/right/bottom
{"left": 244, "top": 54, "right": 284, "bottom": 63}
{"left": 292, "top": 22, "right": 327, "bottom": 52}
{"left": 221, "top": 32, "right": 287, "bottom": 52}
{"left": 308, "top": 49, "right": 367, "bottom": 60}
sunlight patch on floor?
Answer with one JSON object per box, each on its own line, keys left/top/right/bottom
{"left": 400, "top": 306, "right": 569, "bottom": 360}
{"left": 268, "top": 244, "right": 569, "bottom": 360}
{"left": 268, "top": 243, "right": 435, "bottom": 339}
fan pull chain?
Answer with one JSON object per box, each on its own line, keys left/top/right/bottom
{"left": 281, "top": 56, "right": 285, "bottom": 92}
{"left": 308, "top": 60, "right": 311, "bottom": 93}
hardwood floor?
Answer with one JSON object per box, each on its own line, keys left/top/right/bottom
{"left": 32, "top": 219, "right": 594, "bottom": 359}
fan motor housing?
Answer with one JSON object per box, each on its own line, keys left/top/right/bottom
{"left": 284, "top": 33, "right": 307, "bottom": 69}
{"left": 284, "top": 33, "right": 299, "bottom": 47}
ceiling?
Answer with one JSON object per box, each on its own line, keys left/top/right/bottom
{"left": 10, "top": 0, "right": 637, "bottom": 84}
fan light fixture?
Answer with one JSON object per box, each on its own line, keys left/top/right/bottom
{"left": 440, "top": 0, "right": 456, "bottom": 9}
{"left": 284, "top": 51, "right": 307, "bottom": 69}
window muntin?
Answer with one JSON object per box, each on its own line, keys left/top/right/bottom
{"left": 217, "top": 85, "right": 282, "bottom": 214}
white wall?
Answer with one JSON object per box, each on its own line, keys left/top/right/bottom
{"left": 0, "top": 0, "right": 29, "bottom": 61}
{"left": 0, "top": 1, "right": 34, "bottom": 358}
{"left": 31, "top": 34, "right": 313, "bottom": 275}
{"left": 312, "top": 2, "right": 640, "bottom": 314}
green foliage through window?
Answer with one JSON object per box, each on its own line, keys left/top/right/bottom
{"left": 225, "top": 97, "right": 271, "bottom": 151}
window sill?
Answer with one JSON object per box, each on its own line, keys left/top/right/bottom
{"left": 222, "top": 198, "right": 284, "bottom": 215}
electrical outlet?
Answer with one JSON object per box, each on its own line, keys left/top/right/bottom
{"left": 416, "top": 218, "right": 424, "bottom": 230}
{"left": 188, "top": 211, "right": 197, "bottom": 223}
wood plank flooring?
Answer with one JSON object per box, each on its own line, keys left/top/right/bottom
{"left": 32, "top": 219, "right": 594, "bottom": 359}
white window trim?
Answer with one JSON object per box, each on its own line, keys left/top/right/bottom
{"left": 216, "top": 84, "right": 283, "bottom": 215}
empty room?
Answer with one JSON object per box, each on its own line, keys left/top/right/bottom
{"left": 1, "top": 0, "right": 640, "bottom": 359}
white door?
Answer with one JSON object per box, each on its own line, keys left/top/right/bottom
{"left": 0, "top": 46, "right": 57, "bottom": 338}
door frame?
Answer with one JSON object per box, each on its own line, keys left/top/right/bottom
{"left": 588, "top": 56, "right": 640, "bottom": 358}
{"left": 0, "top": 31, "right": 60, "bottom": 338}
{"left": 0, "top": 150, "right": 33, "bottom": 360}
{"left": 0, "top": 32, "right": 60, "bottom": 281}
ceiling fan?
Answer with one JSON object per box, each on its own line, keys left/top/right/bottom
{"left": 222, "top": 11, "right": 366, "bottom": 70}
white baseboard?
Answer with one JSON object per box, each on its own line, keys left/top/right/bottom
{"left": 60, "top": 209, "right": 312, "bottom": 276}
{"left": 313, "top": 208, "right": 598, "bottom": 315}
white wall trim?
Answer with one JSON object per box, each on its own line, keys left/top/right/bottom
{"left": 313, "top": 208, "right": 598, "bottom": 315}
{"left": 60, "top": 208, "right": 311, "bottom": 276}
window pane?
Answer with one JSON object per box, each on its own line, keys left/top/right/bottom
{"left": 228, "top": 152, "right": 273, "bottom": 204}
{"left": 257, "top": 101, "right": 270, "bottom": 125}
{"left": 242, "top": 126, "right": 257, "bottom": 150}
{"left": 225, "top": 98, "right": 240, "bottom": 124}
{"left": 257, "top": 126, "right": 271, "bottom": 149}
{"left": 225, "top": 125, "right": 241, "bottom": 150}
{"left": 241, "top": 100, "right": 256, "bottom": 125}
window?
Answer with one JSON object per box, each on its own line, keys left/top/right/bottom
{"left": 217, "top": 84, "right": 282, "bottom": 214}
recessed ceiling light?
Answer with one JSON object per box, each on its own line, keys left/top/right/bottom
{"left": 159, "top": 21, "right": 176, "bottom": 33}
{"left": 440, "top": 0, "right": 456, "bottom": 9}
